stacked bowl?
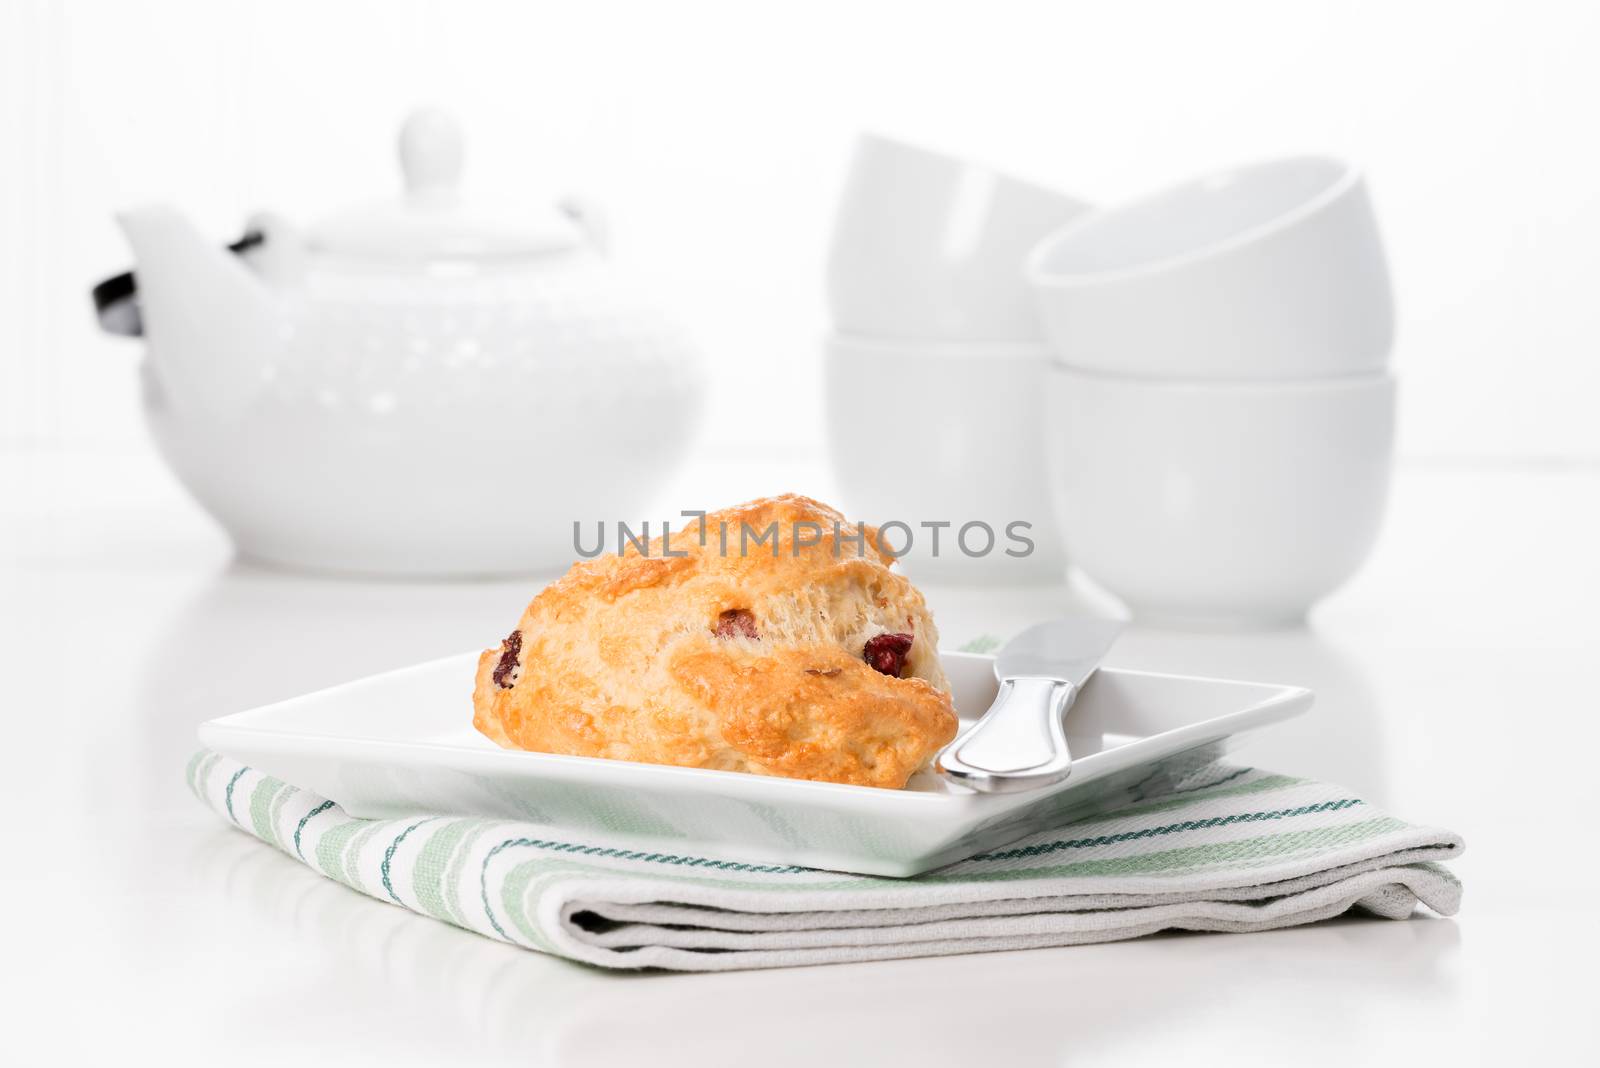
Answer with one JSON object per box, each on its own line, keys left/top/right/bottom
{"left": 824, "top": 134, "right": 1090, "bottom": 582}
{"left": 1026, "top": 157, "right": 1397, "bottom": 627}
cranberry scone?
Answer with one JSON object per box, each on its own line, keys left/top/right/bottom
{"left": 472, "top": 495, "right": 957, "bottom": 789}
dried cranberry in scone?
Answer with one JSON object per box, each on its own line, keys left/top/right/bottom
{"left": 713, "top": 608, "right": 759, "bottom": 640}
{"left": 863, "top": 632, "right": 914, "bottom": 677}
{"left": 492, "top": 630, "right": 523, "bottom": 689}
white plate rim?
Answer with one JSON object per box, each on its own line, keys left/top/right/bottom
{"left": 198, "top": 649, "right": 1314, "bottom": 816}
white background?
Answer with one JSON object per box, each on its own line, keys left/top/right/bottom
{"left": 3, "top": 0, "right": 1598, "bottom": 461}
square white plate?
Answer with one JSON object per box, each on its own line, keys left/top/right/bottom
{"left": 199, "top": 651, "right": 1312, "bottom": 877}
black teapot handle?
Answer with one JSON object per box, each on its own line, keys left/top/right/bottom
{"left": 91, "top": 229, "right": 265, "bottom": 338}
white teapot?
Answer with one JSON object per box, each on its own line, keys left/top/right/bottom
{"left": 102, "top": 110, "right": 704, "bottom": 576}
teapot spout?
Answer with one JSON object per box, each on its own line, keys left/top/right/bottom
{"left": 116, "top": 204, "right": 281, "bottom": 414}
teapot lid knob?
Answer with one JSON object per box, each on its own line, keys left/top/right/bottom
{"left": 399, "top": 108, "right": 464, "bottom": 196}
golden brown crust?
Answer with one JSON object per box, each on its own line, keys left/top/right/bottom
{"left": 472, "top": 495, "right": 956, "bottom": 789}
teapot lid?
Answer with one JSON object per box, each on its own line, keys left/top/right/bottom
{"left": 306, "top": 109, "right": 583, "bottom": 262}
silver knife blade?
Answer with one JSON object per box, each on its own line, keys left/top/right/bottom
{"left": 994, "top": 617, "right": 1124, "bottom": 687}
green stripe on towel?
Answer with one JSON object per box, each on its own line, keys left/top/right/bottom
{"left": 189, "top": 751, "right": 1463, "bottom": 972}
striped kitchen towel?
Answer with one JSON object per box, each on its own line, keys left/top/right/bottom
{"left": 188, "top": 750, "right": 1463, "bottom": 971}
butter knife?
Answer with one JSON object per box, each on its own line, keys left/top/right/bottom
{"left": 935, "top": 618, "right": 1123, "bottom": 793}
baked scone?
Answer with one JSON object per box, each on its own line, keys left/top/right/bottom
{"left": 472, "top": 495, "right": 957, "bottom": 788}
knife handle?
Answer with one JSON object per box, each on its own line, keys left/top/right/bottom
{"left": 935, "top": 677, "right": 1075, "bottom": 793}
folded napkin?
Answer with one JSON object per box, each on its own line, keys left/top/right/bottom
{"left": 189, "top": 749, "right": 1462, "bottom": 971}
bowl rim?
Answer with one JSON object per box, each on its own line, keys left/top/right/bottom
{"left": 1027, "top": 155, "right": 1363, "bottom": 289}
{"left": 1046, "top": 362, "right": 1396, "bottom": 395}
{"left": 825, "top": 331, "right": 1051, "bottom": 360}
{"left": 846, "top": 129, "right": 1084, "bottom": 208}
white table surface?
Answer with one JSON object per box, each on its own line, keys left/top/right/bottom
{"left": 2, "top": 447, "right": 1594, "bottom": 1065}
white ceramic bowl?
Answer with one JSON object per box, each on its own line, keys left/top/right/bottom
{"left": 828, "top": 133, "right": 1089, "bottom": 342}
{"left": 1045, "top": 367, "right": 1396, "bottom": 627}
{"left": 1028, "top": 157, "right": 1393, "bottom": 380}
{"left": 824, "top": 333, "right": 1066, "bottom": 583}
